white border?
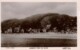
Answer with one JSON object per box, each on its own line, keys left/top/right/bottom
{"left": 0, "top": 0, "right": 79, "bottom": 50}
{"left": 0, "top": 0, "right": 77, "bottom": 2}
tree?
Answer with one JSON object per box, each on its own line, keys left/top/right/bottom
{"left": 1, "top": 19, "right": 21, "bottom": 33}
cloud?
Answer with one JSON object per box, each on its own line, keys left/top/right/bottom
{"left": 1, "top": 2, "right": 76, "bottom": 21}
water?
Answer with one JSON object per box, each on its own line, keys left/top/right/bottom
{"left": 1, "top": 33, "right": 77, "bottom": 47}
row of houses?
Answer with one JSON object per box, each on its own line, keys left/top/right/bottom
{"left": 4, "top": 25, "right": 77, "bottom": 34}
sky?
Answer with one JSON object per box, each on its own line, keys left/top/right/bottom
{"left": 1, "top": 2, "right": 76, "bottom": 21}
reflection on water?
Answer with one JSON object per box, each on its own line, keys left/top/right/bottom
{"left": 2, "top": 38, "right": 77, "bottom": 47}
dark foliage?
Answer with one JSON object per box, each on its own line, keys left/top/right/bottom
{"left": 1, "top": 13, "right": 77, "bottom": 33}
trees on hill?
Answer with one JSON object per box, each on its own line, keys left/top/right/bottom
{"left": 1, "top": 13, "right": 77, "bottom": 33}
{"left": 1, "top": 19, "right": 21, "bottom": 33}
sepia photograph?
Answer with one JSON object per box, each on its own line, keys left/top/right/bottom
{"left": 1, "top": 2, "right": 77, "bottom": 47}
